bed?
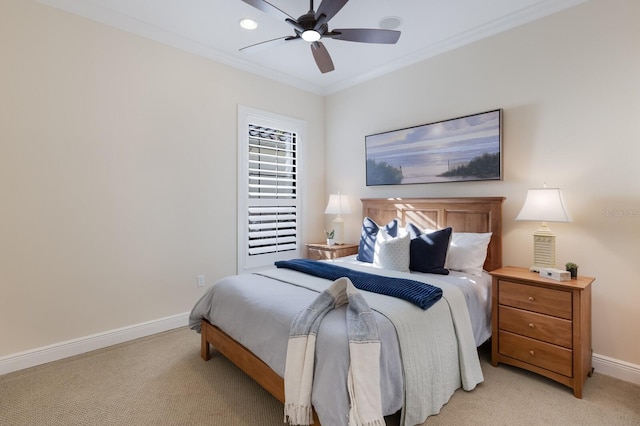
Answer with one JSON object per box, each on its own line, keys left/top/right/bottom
{"left": 190, "top": 197, "right": 504, "bottom": 425}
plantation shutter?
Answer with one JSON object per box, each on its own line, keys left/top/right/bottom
{"left": 238, "top": 106, "right": 304, "bottom": 272}
{"left": 247, "top": 124, "right": 298, "bottom": 255}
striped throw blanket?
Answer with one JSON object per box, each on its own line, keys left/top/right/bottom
{"left": 284, "top": 277, "right": 384, "bottom": 426}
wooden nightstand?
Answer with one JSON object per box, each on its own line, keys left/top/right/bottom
{"left": 306, "top": 243, "right": 358, "bottom": 260}
{"left": 490, "top": 266, "right": 595, "bottom": 398}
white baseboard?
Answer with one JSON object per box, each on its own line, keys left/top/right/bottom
{"left": 3, "top": 319, "right": 639, "bottom": 387}
{"left": 592, "top": 352, "right": 640, "bottom": 386}
{"left": 0, "top": 312, "right": 190, "bottom": 376}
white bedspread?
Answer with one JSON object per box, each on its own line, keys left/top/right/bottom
{"left": 190, "top": 261, "right": 485, "bottom": 425}
{"left": 333, "top": 256, "right": 492, "bottom": 347}
{"left": 260, "top": 264, "right": 484, "bottom": 426}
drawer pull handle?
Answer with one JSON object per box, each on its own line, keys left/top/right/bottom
{"left": 528, "top": 323, "right": 535, "bottom": 328}
{"left": 529, "top": 350, "right": 535, "bottom": 356}
{"left": 528, "top": 296, "right": 535, "bottom": 302}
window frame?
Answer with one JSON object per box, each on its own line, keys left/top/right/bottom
{"left": 237, "top": 105, "right": 306, "bottom": 273}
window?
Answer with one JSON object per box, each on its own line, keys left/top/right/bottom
{"left": 238, "top": 106, "right": 305, "bottom": 272}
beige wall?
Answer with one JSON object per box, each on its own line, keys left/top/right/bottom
{"left": 325, "top": 0, "right": 640, "bottom": 366}
{"left": 0, "top": 0, "right": 325, "bottom": 356}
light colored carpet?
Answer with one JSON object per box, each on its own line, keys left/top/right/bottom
{"left": 1, "top": 327, "right": 638, "bottom": 425}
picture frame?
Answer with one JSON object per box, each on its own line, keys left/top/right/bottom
{"left": 365, "top": 109, "right": 502, "bottom": 186}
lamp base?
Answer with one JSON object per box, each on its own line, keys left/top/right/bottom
{"left": 530, "top": 227, "right": 557, "bottom": 272}
{"left": 332, "top": 217, "right": 345, "bottom": 245}
{"left": 529, "top": 265, "right": 548, "bottom": 273}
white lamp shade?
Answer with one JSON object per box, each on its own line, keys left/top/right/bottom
{"left": 516, "top": 188, "right": 571, "bottom": 223}
{"left": 324, "top": 194, "right": 352, "bottom": 215}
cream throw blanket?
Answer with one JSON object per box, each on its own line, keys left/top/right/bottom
{"left": 284, "top": 277, "right": 384, "bottom": 426}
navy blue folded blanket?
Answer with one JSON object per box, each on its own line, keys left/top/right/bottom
{"left": 274, "top": 259, "right": 442, "bottom": 310}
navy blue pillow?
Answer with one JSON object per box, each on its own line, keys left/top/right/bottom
{"left": 407, "top": 223, "right": 452, "bottom": 275}
{"left": 356, "top": 217, "right": 399, "bottom": 263}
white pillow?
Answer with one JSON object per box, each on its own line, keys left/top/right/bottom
{"left": 445, "top": 232, "right": 492, "bottom": 277}
{"left": 373, "top": 229, "right": 410, "bottom": 272}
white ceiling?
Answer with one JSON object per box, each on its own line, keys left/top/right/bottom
{"left": 36, "top": 0, "right": 587, "bottom": 95}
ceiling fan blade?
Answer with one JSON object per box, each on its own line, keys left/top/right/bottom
{"left": 328, "top": 28, "right": 401, "bottom": 44}
{"left": 314, "top": 0, "right": 349, "bottom": 27}
{"left": 310, "top": 41, "right": 335, "bottom": 73}
{"left": 239, "top": 35, "right": 299, "bottom": 53}
{"left": 240, "top": 0, "right": 295, "bottom": 22}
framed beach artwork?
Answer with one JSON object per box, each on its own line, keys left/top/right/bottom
{"left": 365, "top": 109, "right": 503, "bottom": 186}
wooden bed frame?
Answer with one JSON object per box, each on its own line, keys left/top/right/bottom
{"left": 200, "top": 196, "right": 504, "bottom": 423}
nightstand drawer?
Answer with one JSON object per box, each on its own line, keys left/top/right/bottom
{"left": 498, "top": 331, "right": 573, "bottom": 377}
{"left": 499, "top": 305, "right": 572, "bottom": 348}
{"left": 306, "top": 243, "right": 358, "bottom": 260}
{"left": 308, "top": 247, "right": 333, "bottom": 260}
{"left": 499, "top": 280, "right": 572, "bottom": 319}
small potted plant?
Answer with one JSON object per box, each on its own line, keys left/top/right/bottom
{"left": 325, "top": 229, "right": 335, "bottom": 246}
{"left": 565, "top": 262, "right": 578, "bottom": 279}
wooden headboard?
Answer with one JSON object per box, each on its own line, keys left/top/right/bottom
{"left": 361, "top": 197, "right": 505, "bottom": 272}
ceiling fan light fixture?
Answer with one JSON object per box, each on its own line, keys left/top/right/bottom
{"left": 239, "top": 18, "right": 258, "bottom": 30}
{"left": 301, "top": 30, "right": 321, "bottom": 42}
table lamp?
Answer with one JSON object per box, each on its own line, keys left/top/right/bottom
{"left": 324, "top": 193, "right": 351, "bottom": 245}
{"left": 515, "top": 186, "right": 571, "bottom": 272}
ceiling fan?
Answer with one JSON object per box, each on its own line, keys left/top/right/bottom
{"left": 240, "top": 0, "right": 401, "bottom": 73}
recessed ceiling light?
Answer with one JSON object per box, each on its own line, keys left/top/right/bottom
{"left": 239, "top": 18, "right": 258, "bottom": 30}
{"left": 379, "top": 16, "right": 402, "bottom": 30}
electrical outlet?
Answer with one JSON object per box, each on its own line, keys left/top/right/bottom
{"left": 197, "top": 275, "right": 205, "bottom": 287}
